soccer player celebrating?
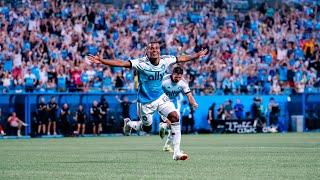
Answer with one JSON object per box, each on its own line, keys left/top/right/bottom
{"left": 88, "top": 41, "right": 207, "bottom": 161}
{"left": 159, "top": 66, "right": 198, "bottom": 152}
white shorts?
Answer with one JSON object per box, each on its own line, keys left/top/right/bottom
{"left": 160, "top": 99, "right": 181, "bottom": 122}
{"left": 137, "top": 94, "right": 177, "bottom": 126}
{"left": 10, "top": 121, "right": 19, "bottom": 127}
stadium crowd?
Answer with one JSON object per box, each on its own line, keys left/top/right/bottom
{"left": 0, "top": 0, "right": 320, "bottom": 95}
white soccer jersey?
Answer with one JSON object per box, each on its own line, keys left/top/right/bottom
{"left": 129, "top": 55, "right": 177, "bottom": 103}
{"left": 162, "top": 74, "right": 191, "bottom": 100}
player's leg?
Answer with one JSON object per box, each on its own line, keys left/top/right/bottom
{"left": 92, "top": 122, "right": 96, "bottom": 135}
{"left": 37, "top": 122, "right": 42, "bottom": 135}
{"left": 159, "top": 115, "right": 173, "bottom": 152}
{"left": 17, "top": 123, "right": 22, "bottom": 137}
{"left": 158, "top": 95, "right": 187, "bottom": 160}
{"left": 160, "top": 99, "right": 180, "bottom": 152}
{"left": 42, "top": 124, "right": 46, "bottom": 135}
{"left": 123, "top": 102, "right": 155, "bottom": 135}
{"left": 53, "top": 120, "right": 57, "bottom": 135}
{"left": 81, "top": 124, "right": 86, "bottom": 135}
{"left": 47, "top": 120, "right": 52, "bottom": 135}
{"left": 159, "top": 115, "right": 168, "bottom": 139}
{"left": 76, "top": 123, "right": 81, "bottom": 135}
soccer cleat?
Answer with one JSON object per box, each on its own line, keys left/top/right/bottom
{"left": 173, "top": 152, "right": 189, "bottom": 161}
{"left": 163, "top": 145, "right": 173, "bottom": 152}
{"left": 123, "top": 118, "right": 132, "bottom": 136}
{"left": 159, "top": 122, "right": 166, "bottom": 139}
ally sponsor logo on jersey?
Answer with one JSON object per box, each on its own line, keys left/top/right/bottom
{"left": 147, "top": 71, "right": 165, "bottom": 80}
{"left": 165, "top": 87, "right": 182, "bottom": 98}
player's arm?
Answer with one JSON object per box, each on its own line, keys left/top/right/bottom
{"left": 177, "top": 49, "right": 208, "bottom": 63}
{"left": 208, "top": 109, "right": 213, "bottom": 124}
{"left": 88, "top": 55, "right": 131, "bottom": 68}
{"left": 115, "top": 96, "right": 123, "bottom": 103}
{"left": 7, "top": 116, "right": 11, "bottom": 122}
{"left": 186, "top": 92, "right": 198, "bottom": 109}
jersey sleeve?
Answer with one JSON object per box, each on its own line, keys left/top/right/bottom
{"left": 181, "top": 79, "right": 191, "bottom": 94}
{"left": 129, "top": 58, "right": 143, "bottom": 70}
{"left": 162, "top": 55, "right": 177, "bottom": 66}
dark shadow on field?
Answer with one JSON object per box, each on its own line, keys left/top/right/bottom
{"left": 116, "top": 149, "right": 155, "bottom": 152}
{"left": 53, "top": 160, "right": 136, "bottom": 164}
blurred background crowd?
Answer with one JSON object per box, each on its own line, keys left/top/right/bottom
{"left": 0, "top": 0, "right": 320, "bottom": 95}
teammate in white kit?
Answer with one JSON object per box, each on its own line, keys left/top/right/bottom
{"left": 160, "top": 67, "right": 198, "bottom": 152}
{"left": 88, "top": 41, "right": 207, "bottom": 160}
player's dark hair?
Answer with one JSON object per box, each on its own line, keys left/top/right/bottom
{"left": 173, "top": 66, "right": 183, "bottom": 75}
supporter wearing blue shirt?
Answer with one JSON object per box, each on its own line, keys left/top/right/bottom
{"left": 234, "top": 99, "right": 244, "bottom": 120}
{"left": 57, "top": 73, "right": 67, "bottom": 92}
{"left": 278, "top": 64, "right": 288, "bottom": 82}
{"left": 24, "top": 69, "right": 36, "bottom": 92}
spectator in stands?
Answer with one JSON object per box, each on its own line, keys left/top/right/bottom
{"left": 24, "top": 69, "right": 36, "bottom": 92}
{"left": 0, "top": 108, "right": 5, "bottom": 136}
{"left": 181, "top": 101, "right": 195, "bottom": 134}
{"left": 207, "top": 103, "right": 216, "bottom": 132}
{"left": 115, "top": 95, "right": 136, "bottom": 119}
{"left": 115, "top": 72, "right": 125, "bottom": 91}
{"left": 60, "top": 103, "right": 71, "bottom": 136}
{"left": 75, "top": 104, "right": 86, "bottom": 136}
{"left": 251, "top": 97, "right": 266, "bottom": 132}
{"left": 37, "top": 97, "right": 47, "bottom": 135}
{"left": 90, "top": 100, "right": 100, "bottom": 135}
{"left": 224, "top": 100, "right": 234, "bottom": 120}
{"left": 234, "top": 99, "right": 244, "bottom": 120}
{"left": 268, "top": 97, "right": 280, "bottom": 132}
{"left": 7, "top": 112, "right": 27, "bottom": 137}
{"left": 217, "top": 104, "right": 225, "bottom": 120}
{"left": 2, "top": 72, "right": 11, "bottom": 93}
{"left": 47, "top": 96, "right": 58, "bottom": 135}
{"left": 57, "top": 70, "right": 67, "bottom": 92}
{"left": 98, "top": 97, "right": 109, "bottom": 134}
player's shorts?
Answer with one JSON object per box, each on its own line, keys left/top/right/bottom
{"left": 10, "top": 121, "right": 19, "bottom": 127}
{"left": 160, "top": 98, "right": 180, "bottom": 122}
{"left": 38, "top": 112, "right": 48, "bottom": 124}
{"left": 137, "top": 94, "right": 177, "bottom": 126}
{"left": 77, "top": 118, "right": 85, "bottom": 124}
{"left": 48, "top": 115, "right": 57, "bottom": 122}
{"left": 92, "top": 117, "right": 101, "bottom": 125}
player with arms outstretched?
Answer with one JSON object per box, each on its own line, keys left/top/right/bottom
{"left": 159, "top": 66, "right": 198, "bottom": 152}
{"left": 88, "top": 41, "right": 207, "bottom": 160}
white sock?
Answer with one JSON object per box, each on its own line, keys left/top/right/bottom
{"left": 162, "top": 122, "right": 169, "bottom": 130}
{"left": 171, "top": 122, "right": 181, "bottom": 155}
{"left": 127, "top": 121, "right": 142, "bottom": 131}
{"left": 165, "top": 129, "right": 173, "bottom": 147}
{"left": 17, "top": 130, "right": 21, "bottom": 136}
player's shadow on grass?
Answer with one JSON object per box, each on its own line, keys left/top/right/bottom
{"left": 54, "top": 160, "right": 137, "bottom": 164}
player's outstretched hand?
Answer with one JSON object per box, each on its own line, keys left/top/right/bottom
{"left": 87, "top": 54, "right": 101, "bottom": 64}
{"left": 192, "top": 103, "right": 199, "bottom": 110}
{"left": 197, "top": 48, "right": 208, "bottom": 58}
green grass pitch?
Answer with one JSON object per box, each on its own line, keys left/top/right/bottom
{"left": 0, "top": 133, "right": 319, "bottom": 180}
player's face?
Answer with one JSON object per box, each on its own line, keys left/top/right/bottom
{"left": 147, "top": 43, "right": 160, "bottom": 59}
{"left": 172, "top": 73, "right": 182, "bottom": 83}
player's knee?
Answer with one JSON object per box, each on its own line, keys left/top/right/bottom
{"left": 142, "top": 124, "right": 152, "bottom": 133}
{"left": 167, "top": 111, "right": 179, "bottom": 123}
